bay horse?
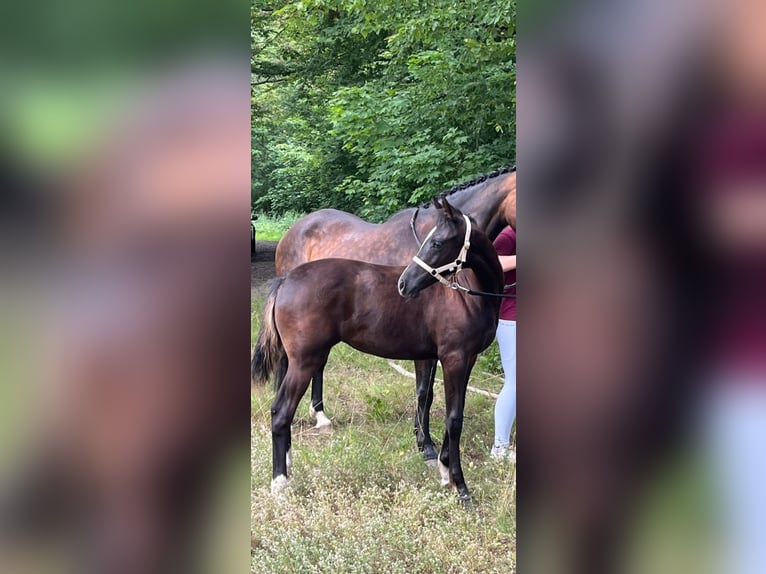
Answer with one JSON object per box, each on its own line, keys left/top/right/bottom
{"left": 262, "top": 167, "right": 515, "bottom": 465}
{"left": 252, "top": 199, "right": 503, "bottom": 503}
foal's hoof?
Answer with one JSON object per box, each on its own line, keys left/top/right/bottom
{"left": 271, "top": 475, "right": 289, "bottom": 497}
{"left": 312, "top": 410, "right": 333, "bottom": 432}
{"left": 424, "top": 458, "right": 438, "bottom": 469}
{"left": 458, "top": 493, "right": 474, "bottom": 510}
{"left": 422, "top": 444, "right": 438, "bottom": 464}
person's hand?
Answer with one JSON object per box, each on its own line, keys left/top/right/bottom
{"left": 498, "top": 255, "right": 516, "bottom": 272}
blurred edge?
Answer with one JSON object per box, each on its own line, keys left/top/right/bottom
{"left": 0, "top": 1, "right": 251, "bottom": 573}
{"left": 519, "top": 0, "right": 766, "bottom": 573}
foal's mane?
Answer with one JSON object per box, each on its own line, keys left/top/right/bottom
{"left": 420, "top": 165, "right": 516, "bottom": 209}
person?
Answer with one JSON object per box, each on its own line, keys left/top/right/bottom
{"left": 491, "top": 225, "right": 517, "bottom": 462}
{"left": 689, "top": 4, "right": 766, "bottom": 572}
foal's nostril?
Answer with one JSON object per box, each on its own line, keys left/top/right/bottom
{"left": 398, "top": 278, "right": 406, "bottom": 293}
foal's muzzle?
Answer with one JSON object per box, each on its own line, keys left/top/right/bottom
{"left": 397, "top": 274, "right": 419, "bottom": 298}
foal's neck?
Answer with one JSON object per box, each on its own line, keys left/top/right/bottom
{"left": 464, "top": 232, "right": 504, "bottom": 296}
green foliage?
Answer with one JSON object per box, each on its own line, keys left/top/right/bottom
{"left": 479, "top": 339, "right": 504, "bottom": 374}
{"left": 253, "top": 211, "right": 303, "bottom": 241}
{"left": 252, "top": 0, "right": 515, "bottom": 219}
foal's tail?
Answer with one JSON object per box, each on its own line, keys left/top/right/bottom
{"left": 252, "top": 277, "right": 287, "bottom": 388}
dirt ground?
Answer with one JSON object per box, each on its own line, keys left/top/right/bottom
{"left": 251, "top": 240, "right": 277, "bottom": 299}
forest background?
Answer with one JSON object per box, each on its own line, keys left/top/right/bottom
{"left": 252, "top": 0, "right": 516, "bottom": 221}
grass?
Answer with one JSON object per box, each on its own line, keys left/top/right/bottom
{"left": 250, "top": 296, "right": 515, "bottom": 573}
{"left": 253, "top": 212, "right": 304, "bottom": 242}
{"left": 250, "top": 286, "right": 722, "bottom": 573}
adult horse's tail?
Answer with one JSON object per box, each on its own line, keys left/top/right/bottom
{"left": 252, "top": 277, "right": 287, "bottom": 388}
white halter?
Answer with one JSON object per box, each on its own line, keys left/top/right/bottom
{"left": 411, "top": 214, "right": 472, "bottom": 288}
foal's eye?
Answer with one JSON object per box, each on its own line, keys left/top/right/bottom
{"left": 431, "top": 241, "right": 442, "bottom": 249}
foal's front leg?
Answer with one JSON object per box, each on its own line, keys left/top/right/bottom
{"left": 308, "top": 367, "right": 332, "bottom": 430}
{"left": 413, "top": 359, "right": 438, "bottom": 464}
{"left": 437, "top": 354, "right": 475, "bottom": 504}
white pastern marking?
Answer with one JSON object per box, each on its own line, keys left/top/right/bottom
{"left": 286, "top": 449, "right": 292, "bottom": 477}
{"left": 437, "top": 459, "right": 452, "bottom": 487}
{"left": 271, "top": 474, "right": 289, "bottom": 496}
{"left": 314, "top": 411, "right": 332, "bottom": 430}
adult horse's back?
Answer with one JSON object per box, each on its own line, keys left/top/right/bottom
{"left": 275, "top": 168, "right": 516, "bottom": 277}
{"left": 275, "top": 209, "right": 417, "bottom": 276}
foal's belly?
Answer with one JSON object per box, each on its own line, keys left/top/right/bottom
{"left": 337, "top": 304, "right": 436, "bottom": 360}
{"left": 342, "top": 336, "right": 436, "bottom": 361}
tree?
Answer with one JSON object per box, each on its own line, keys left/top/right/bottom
{"left": 251, "top": 0, "right": 515, "bottom": 220}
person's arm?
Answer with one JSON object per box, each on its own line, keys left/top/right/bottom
{"left": 498, "top": 255, "right": 516, "bottom": 272}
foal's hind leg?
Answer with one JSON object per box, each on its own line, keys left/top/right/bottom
{"left": 271, "top": 363, "right": 315, "bottom": 493}
{"left": 413, "top": 359, "right": 438, "bottom": 464}
{"left": 308, "top": 367, "right": 332, "bottom": 431}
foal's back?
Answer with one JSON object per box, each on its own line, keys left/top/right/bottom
{"left": 274, "top": 258, "right": 453, "bottom": 361}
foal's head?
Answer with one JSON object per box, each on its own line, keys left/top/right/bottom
{"left": 398, "top": 197, "right": 472, "bottom": 298}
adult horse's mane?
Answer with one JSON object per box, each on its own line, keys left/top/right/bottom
{"left": 420, "top": 165, "right": 516, "bottom": 208}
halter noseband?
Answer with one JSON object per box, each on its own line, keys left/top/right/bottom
{"left": 411, "top": 214, "right": 472, "bottom": 288}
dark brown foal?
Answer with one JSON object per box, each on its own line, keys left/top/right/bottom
{"left": 253, "top": 199, "right": 502, "bottom": 503}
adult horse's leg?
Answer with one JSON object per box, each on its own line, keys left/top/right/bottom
{"left": 308, "top": 368, "right": 332, "bottom": 431}
{"left": 271, "top": 361, "right": 316, "bottom": 493}
{"left": 413, "top": 359, "right": 438, "bottom": 464}
{"left": 437, "top": 354, "right": 475, "bottom": 505}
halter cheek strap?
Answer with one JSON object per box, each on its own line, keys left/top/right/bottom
{"left": 411, "top": 214, "right": 472, "bottom": 287}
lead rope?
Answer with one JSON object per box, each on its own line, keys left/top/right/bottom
{"left": 446, "top": 275, "right": 517, "bottom": 299}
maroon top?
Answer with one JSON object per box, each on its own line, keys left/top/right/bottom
{"left": 697, "top": 109, "right": 766, "bottom": 373}
{"left": 709, "top": 261, "right": 766, "bottom": 372}
{"left": 698, "top": 110, "right": 766, "bottom": 185}
{"left": 493, "top": 226, "right": 516, "bottom": 321}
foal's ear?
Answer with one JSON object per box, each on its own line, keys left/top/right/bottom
{"left": 431, "top": 196, "right": 442, "bottom": 210}
{"left": 440, "top": 198, "right": 457, "bottom": 220}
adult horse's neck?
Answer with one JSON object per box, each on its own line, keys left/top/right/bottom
{"left": 432, "top": 171, "right": 515, "bottom": 239}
